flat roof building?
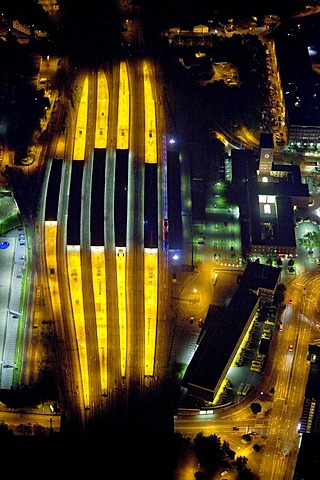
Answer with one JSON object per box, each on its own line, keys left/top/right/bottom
{"left": 181, "top": 263, "right": 281, "bottom": 404}
{"left": 299, "top": 344, "right": 320, "bottom": 435}
{"left": 231, "top": 134, "right": 309, "bottom": 259}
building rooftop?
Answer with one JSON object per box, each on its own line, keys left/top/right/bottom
{"left": 257, "top": 179, "right": 309, "bottom": 199}
{"left": 239, "top": 261, "right": 282, "bottom": 293}
{"left": 182, "top": 288, "right": 259, "bottom": 403}
{"left": 305, "top": 345, "right": 320, "bottom": 403}
{"left": 260, "top": 132, "right": 274, "bottom": 149}
{"left": 251, "top": 195, "right": 297, "bottom": 248}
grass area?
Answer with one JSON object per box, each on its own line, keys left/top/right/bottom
{"left": 0, "top": 213, "right": 21, "bottom": 235}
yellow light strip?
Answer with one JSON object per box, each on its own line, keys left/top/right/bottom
{"left": 143, "top": 60, "right": 157, "bottom": 164}
{"left": 67, "top": 245, "right": 90, "bottom": 407}
{"left": 73, "top": 75, "right": 88, "bottom": 160}
{"left": 91, "top": 247, "right": 108, "bottom": 393}
{"left": 116, "top": 247, "right": 127, "bottom": 377}
{"left": 95, "top": 71, "right": 109, "bottom": 148}
{"left": 117, "top": 61, "right": 129, "bottom": 150}
{"left": 144, "top": 248, "right": 158, "bottom": 376}
{"left": 44, "top": 221, "right": 61, "bottom": 320}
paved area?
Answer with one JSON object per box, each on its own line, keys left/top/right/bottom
{"left": 0, "top": 192, "right": 26, "bottom": 389}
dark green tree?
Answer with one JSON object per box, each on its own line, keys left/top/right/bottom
{"left": 241, "top": 434, "right": 252, "bottom": 444}
{"left": 250, "top": 402, "right": 262, "bottom": 414}
{"left": 282, "top": 149, "right": 304, "bottom": 166}
{"left": 253, "top": 443, "right": 263, "bottom": 452}
{"left": 194, "top": 472, "right": 207, "bottom": 480}
{"left": 221, "top": 439, "right": 236, "bottom": 460}
{"left": 238, "top": 468, "right": 261, "bottom": 479}
{"left": 234, "top": 455, "right": 248, "bottom": 471}
{"left": 0, "top": 421, "right": 14, "bottom": 440}
{"left": 310, "top": 169, "right": 320, "bottom": 188}
{"left": 192, "top": 432, "right": 224, "bottom": 470}
{"left": 298, "top": 231, "right": 320, "bottom": 252}
{"left": 277, "top": 283, "right": 287, "bottom": 293}
{"left": 273, "top": 283, "right": 286, "bottom": 306}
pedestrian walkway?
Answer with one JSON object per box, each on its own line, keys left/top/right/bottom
{"left": 0, "top": 192, "right": 26, "bottom": 389}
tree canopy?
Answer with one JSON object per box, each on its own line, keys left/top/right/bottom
{"left": 190, "top": 432, "right": 261, "bottom": 479}
{"left": 250, "top": 402, "right": 262, "bottom": 414}
{"left": 298, "top": 231, "right": 320, "bottom": 251}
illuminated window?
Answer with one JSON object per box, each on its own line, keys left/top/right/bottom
{"left": 264, "top": 204, "right": 271, "bottom": 214}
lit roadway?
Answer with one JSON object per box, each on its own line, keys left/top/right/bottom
{"left": 175, "top": 269, "right": 320, "bottom": 479}
{"left": 0, "top": 410, "right": 60, "bottom": 433}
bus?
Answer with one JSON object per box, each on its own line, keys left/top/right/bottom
{"left": 242, "top": 383, "right": 251, "bottom": 396}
